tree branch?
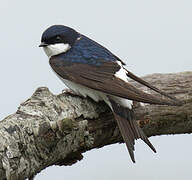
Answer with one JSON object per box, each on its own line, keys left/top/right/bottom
{"left": 0, "top": 72, "right": 192, "bottom": 180}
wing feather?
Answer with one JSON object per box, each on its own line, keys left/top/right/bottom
{"left": 50, "top": 57, "right": 180, "bottom": 106}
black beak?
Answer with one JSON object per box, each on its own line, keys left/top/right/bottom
{"left": 39, "top": 42, "right": 48, "bottom": 47}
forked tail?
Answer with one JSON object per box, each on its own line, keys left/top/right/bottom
{"left": 109, "top": 98, "right": 156, "bottom": 163}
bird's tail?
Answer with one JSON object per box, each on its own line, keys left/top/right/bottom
{"left": 109, "top": 98, "right": 156, "bottom": 163}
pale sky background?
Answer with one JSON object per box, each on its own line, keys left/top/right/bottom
{"left": 1, "top": 0, "right": 192, "bottom": 179}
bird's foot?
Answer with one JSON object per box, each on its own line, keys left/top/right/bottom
{"left": 62, "top": 88, "right": 77, "bottom": 95}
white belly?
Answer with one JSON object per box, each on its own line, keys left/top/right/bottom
{"left": 63, "top": 79, "right": 109, "bottom": 103}
{"left": 54, "top": 71, "right": 132, "bottom": 109}
{"left": 62, "top": 79, "right": 132, "bottom": 109}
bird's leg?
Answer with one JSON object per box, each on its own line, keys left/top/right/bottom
{"left": 62, "top": 88, "right": 85, "bottom": 98}
{"left": 62, "top": 88, "right": 77, "bottom": 95}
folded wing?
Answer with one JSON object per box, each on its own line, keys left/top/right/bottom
{"left": 50, "top": 57, "right": 181, "bottom": 106}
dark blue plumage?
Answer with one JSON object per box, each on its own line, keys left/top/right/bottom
{"left": 41, "top": 25, "right": 80, "bottom": 46}
{"left": 39, "top": 25, "right": 181, "bottom": 163}
{"left": 40, "top": 25, "right": 118, "bottom": 66}
{"left": 55, "top": 35, "right": 117, "bottom": 66}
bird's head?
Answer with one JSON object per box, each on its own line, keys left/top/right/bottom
{"left": 39, "top": 25, "right": 80, "bottom": 58}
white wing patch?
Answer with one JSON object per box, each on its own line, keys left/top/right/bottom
{"left": 115, "top": 61, "right": 128, "bottom": 82}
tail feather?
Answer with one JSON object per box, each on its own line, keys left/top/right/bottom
{"left": 113, "top": 113, "right": 136, "bottom": 162}
{"left": 109, "top": 98, "right": 156, "bottom": 163}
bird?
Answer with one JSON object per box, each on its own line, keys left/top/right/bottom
{"left": 39, "top": 25, "right": 181, "bottom": 163}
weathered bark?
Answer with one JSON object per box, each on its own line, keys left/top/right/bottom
{"left": 0, "top": 72, "right": 192, "bottom": 180}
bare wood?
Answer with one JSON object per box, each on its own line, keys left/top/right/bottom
{"left": 0, "top": 72, "right": 191, "bottom": 180}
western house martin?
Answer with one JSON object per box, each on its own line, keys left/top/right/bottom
{"left": 39, "top": 25, "right": 181, "bottom": 162}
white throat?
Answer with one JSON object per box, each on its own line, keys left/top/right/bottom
{"left": 43, "top": 43, "right": 71, "bottom": 58}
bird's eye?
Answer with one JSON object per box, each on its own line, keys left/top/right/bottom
{"left": 56, "top": 36, "right": 61, "bottom": 41}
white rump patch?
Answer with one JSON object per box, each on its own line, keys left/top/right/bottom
{"left": 43, "top": 43, "right": 71, "bottom": 58}
{"left": 51, "top": 66, "right": 133, "bottom": 110}
{"left": 110, "top": 95, "right": 132, "bottom": 109}
{"left": 115, "top": 61, "right": 128, "bottom": 82}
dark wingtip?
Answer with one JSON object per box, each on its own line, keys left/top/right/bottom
{"left": 152, "top": 147, "right": 157, "bottom": 153}
{"left": 126, "top": 70, "right": 184, "bottom": 106}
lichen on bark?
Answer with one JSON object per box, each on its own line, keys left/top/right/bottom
{"left": 0, "top": 72, "right": 191, "bottom": 179}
